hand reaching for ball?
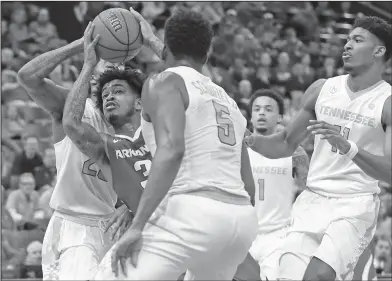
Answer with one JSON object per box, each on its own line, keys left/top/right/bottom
{"left": 83, "top": 21, "right": 100, "bottom": 68}
{"left": 129, "top": 8, "right": 155, "bottom": 46}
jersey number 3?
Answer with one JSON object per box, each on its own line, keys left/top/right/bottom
{"left": 134, "top": 160, "right": 151, "bottom": 188}
{"left": 213, "top": 101, "right": 236, "bottom": 146}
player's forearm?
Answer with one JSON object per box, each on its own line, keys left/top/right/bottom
{"left": 18, "top": 39, "right": 83, "bottom": 87}
{"left": 247, "top": 131, "right": 296, "bottom": 159}
{"left": 352, "top": 149, "right": 392, "bottom": 185}
{"left": 131, "top": 148, "right": 184, "bottom": 231}
{"left": 146, "top": 36, "right": 164, "bottom": 60}
{"left": 63, "top": 64, "right": 93, "bottom": 127}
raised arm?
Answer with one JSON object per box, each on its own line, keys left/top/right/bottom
{"left": 246, "top": 79, "right": 326, "bottom": 158}
{"left": 62, "top": 23, "right": 107, "bottom": 164}
{"left": 17, "top": 38, "right": 83, "bottom": 121}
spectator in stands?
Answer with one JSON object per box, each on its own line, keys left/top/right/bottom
{"left": 21, "top": 241, "right": 43, "bottom": 279}
{"left": 5, "top": 173, "right": 40, "bottom": 230}
{"left": 237, "top": 79, "right": 252, "bottom": 104}
{"left": 9, "top": 136, "right": 43, "bottom": 190}
{"left": 33, "top": 147, "right": 56, "bottom": 193}
{"left": 273, "top": 52, "right": 292, "bottom": 96}
{"left": 374, "top": 234, "right": 392, "bottom": 275}
{"left": 3, "top": 102, "right": 27, "bottom": 140}
{"left": 29, "top": 8, "right": 58, "bottom": 47}
{"left": 8, "top": 8, "right": 31, "bottom": 50}
{"left": 317, "top": 56, "right": 338, "bottom": 79}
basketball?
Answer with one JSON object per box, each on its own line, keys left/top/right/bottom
{"left": 92, "top": 8, "right": 143, "bottom": 63}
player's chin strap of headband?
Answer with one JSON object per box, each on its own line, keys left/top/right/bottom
{"left": 344, "top": 140, "right": 359, "bottom": 160}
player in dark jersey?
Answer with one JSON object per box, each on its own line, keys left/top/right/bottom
{"left": 62, "top": 25, "right": 150, "bottom": 213}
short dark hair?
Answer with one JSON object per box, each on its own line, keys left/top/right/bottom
{"left": 249, "top": 89, "right": 285, "bottom": 115}
{"left": 95, "top": 68, "right": 147, "bottom": 113}
{"left": 164, "top": 8, "right": 213, "bottom": 61}
{"left": 352, "top": 16, "right": 392, "bottom": 61}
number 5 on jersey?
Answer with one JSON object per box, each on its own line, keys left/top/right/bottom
{"left": 213, "top": 100, "right": 236, "bottom": 146}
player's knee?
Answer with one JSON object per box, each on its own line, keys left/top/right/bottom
{"left": 303, "top": 257, "right": 336, "bottom": 281}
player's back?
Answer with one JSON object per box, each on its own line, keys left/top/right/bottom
{"left": 141, "top": 66, "right": 249, "bottom": 199}
{"left": 50, "top": 98, "right": 117, "bottom": 217}
{"left": 248, "top": 148, "right": 295, "bottom": 233}
{"left": 105, "top": 127, "right": 152, "bottom": 212}
{"left": 308, "top": 74, "right": 391, "bottom": 197}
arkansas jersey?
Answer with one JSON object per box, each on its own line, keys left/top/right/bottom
{"left": 105, "top": 127, "right": 152, "bottom": 211}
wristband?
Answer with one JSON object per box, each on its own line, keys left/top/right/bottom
{"left": 344, "top": 140, "right": 358, "bottom": 160}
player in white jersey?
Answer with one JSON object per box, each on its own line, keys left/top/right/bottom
{"left": 246, "top": 89, "right": 309, "bottom": 280}
{"left": 17, "top": 27, "right": 134, "bottom": 279}
{"left": 94, "top": 8, "right": 257, "bottom": 280}
{"left": 246, "top": 16, "right": 391, "bottom": 280}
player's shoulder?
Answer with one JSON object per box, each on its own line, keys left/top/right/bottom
{"left": 303, "top": 78, "right": 327, "bottom": 110}
{"left": 382, "top": 95, "right": 391, "bottom": 126}
{"left": 144, "top": 71, "right": 185, "bottom": 93}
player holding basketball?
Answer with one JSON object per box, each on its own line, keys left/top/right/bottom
{"left": 245, "top": 89, "right": 309, "bottom": 280}
{"left": 94, "top": 8, "right": 258, "bottom": 280}
{"left": 17, "top": 23, "right": 134, "bottom": 279}
{"left": 246, "top": 16, "right": 391, "bottom": 280}
{"left": 62, "top": 23, "right": 150, "bottom": 215}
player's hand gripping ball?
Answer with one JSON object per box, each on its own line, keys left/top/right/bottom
{"left": 92, "top": 8, "right": 143, "bottom": 63}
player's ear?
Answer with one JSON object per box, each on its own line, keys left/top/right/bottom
{"left": 374, "top": 45, "right": 386, "bottom": 59}
{"left": 277, "top": 114, "right": 283, "bottom": 124}
{"left": 134, "top": 97, "right": 142, "bottom": 111}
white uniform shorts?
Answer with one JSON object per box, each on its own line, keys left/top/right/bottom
{"left": 42, "top": 211, "right": 117, "bottom": 280}
{"left": 249, "top": 226, "right": 289, "bottom": 280}
{"left": 279, "top": 189, "right": 380, "bottom": 281}
{"left": 94, "top": 193, "right": 258, "bottom": 280}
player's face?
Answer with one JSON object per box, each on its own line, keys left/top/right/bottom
{"left": 251, "top": 96, "right": 281, "bottom": 135}
{"left": 101, "top": 79, "right": 141, "bottom": 126}
{"left": 343, "top": 27, "right": 383, "bottom": 72}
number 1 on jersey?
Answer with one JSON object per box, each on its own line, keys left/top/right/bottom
{"left": 258, "top": 179, "right": 265, "bottom": 201}
{"left": 331, "top": 125, "right": 351, "bottom": 154}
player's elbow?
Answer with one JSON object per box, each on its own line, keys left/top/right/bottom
{"left": 17, "top": 67, "right": 38, "bottom": 88}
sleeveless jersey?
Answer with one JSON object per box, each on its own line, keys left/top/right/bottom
{"left": 141, "top": 66, "right": 249, "bottom": 199}
{"left": 105, "top": 127, "right": 152, "bottom": 211}
{"left": 307, "top": 75, "right": 391, "bottom": 197}
{"left": 248, "top": 148, "right": 295, "bottom": 233}
{"left": 50, "top": 98, "right": 117, "bottom": 217}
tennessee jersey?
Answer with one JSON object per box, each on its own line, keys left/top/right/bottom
{"left": 141, "top": 66, "right": 249, "bottom": 199}
{"left": 50, "top": 98, "right": 117, "bottom": 217}
{"left": 105, "top": 127, "right": 152, "bottom": 211}
{"left": 248, "top": 148, "right": 295, "bottom": 233}
{"left": 307, "top": 75, "right": 391, "bottom": 197}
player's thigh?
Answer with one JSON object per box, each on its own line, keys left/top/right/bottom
{"left": 314, "top": 218, "right": 378, "bottom": 281}
{"left": 279, "top": 232, "right": 320, "bottom": 280}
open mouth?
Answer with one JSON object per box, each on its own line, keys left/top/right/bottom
{"left": 105, "top": 101, "right": 117, "bottom": 109}
{"left": 257, "top": 118, "right": 267, "bottom": 124}
{"left": 342, "top": 52, "right": 352, "bottom": 59}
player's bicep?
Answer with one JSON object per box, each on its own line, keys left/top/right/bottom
{"left": 285, "top": 79, "right": 326, "bottom": 149}
{"left": 382, "top": 97, "right": 392, "bottom": 161}
{"left": 384, "top": 125, "right": 391, "bottom": 160}
{"left": 19, "top": 77, "right": 69, "bottom": 120}
{"left": 146, "top": 74, "right": 186, "bottom": 155}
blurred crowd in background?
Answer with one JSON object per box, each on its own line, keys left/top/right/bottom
{"left": 1, "top": 1, "right": 391, "bottom": 279}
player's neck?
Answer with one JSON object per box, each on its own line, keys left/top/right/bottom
{"left": 170, "top": 59, "right": 203, "bottom": 73}
{"left": 348, "top": 64, "right": 384, "bottom": 93}
{"left": 254, "top": 128, "right": 275, "bottom": 136}
{"left": 113, "top": 113, "right": 140, "bottom": 136}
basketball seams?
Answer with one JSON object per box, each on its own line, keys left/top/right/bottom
{"left": 97, "top": 13, "right": 128, "bottom": 46}
{"left": 96, "top": 42, "right": 127, "bottom": 51}
{"left": 119, "top": 10, "right": 130, "bottom": 62}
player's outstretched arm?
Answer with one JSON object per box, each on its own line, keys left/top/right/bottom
{"left": 17, "top": 38, "right": 83, "bottom": 121}
{"left": 247, "top": 79, "right": 326, "bottom": 159}
{"left": 131, "top": 72, "right": 186, "bottom": 231}
{"left": 292, "top": 146, "right": 310, "bottom": 192}
{"left": 309, "top": 96, "right": 392, "bottom": 184}
{"left": 241, "top": 143, "right": 255, "bottom": 206}
{"left": 129, "top": 8, "right": 165, "bottom": 59}
{"left": 63, "top": 22, "right": 107, "bottom": 165}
